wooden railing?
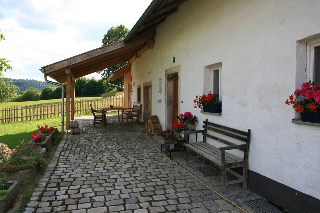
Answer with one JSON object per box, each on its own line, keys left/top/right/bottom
{"left": 0, "top": 95, "right": 124, "bottom": 123}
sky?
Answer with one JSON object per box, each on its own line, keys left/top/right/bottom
{"left": 0, "top": 0, "right": 153, "bottom": 81}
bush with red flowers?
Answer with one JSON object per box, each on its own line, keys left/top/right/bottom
{"left": 162, "top": 129, "right": 175, "bottom": 145}
{"left": 194, "top": 92, "right": 219, "bottom": 109}
{"left": 285, "top": 81, "right": 320, "bottom": 113}
{"left": 172, "top": 122, "right": 184, "bottom": 134}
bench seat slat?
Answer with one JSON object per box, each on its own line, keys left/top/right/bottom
{"left": 184, "top": 142, "right": 243, "bottom": 166}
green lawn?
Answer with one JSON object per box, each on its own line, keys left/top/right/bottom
{"left": 0, "top": 117, "right": 62, "bottom": 149}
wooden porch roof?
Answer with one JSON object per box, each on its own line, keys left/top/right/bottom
{"left": 41, "top": 0, "right": 186, "bottom": 83}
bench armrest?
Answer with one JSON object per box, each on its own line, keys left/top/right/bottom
{"left": 219, "top": 144, "right": 247, "bottom": 151}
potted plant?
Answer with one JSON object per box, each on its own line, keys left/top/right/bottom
{"left": 178, "top": 112, "right": 197, "bottom": 130}
{"left": 162, "top": 129, "right": 176, "bottom": 150}
{"left": 194, "top": 92, "right": 221, "bottom": 113}
{"left": 172, "top": 122, "right": 184, "bottom": 139}
{"left": 285, "top": 81, "right": 320, "bottom": 123}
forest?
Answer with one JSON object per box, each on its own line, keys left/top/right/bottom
{"left": 3, "top": 77, "right": 121, "bottom": 102}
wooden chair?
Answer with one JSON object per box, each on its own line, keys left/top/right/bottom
{"left": 122, "top": 104, "right": 142, "bottom": 125}
{"left": 90, "top": 104, "right": 106, "bottom": 126}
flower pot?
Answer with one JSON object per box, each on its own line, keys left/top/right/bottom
{"left": 184, "top": 123, "right": 195, "bottom": 131}
{"left": 165, "top": 143, "right": 176, "bottom": 151}
{"left": 300, "top": 110, "right": 320, "bottom": 123}
{"left": 33, "top": 128, "right": 58, "bottom": 152}
{"left": 203, "top": 103, "right": 222, "bottom": 113}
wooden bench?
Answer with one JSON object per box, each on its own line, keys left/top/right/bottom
{"left": 184, "top": 119, "right": 251, "bottom": 193}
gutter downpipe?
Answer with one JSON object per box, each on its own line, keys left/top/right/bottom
{"left": 40, "top": 69, "right": 64, "bottom": 133}
{"left": 107, "top": 73, "right": 124, "bottom": 89}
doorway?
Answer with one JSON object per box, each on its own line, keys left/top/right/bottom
{"left": 166, "top": 73, "right": 179, "bottom": 129}
{"left": 143, "top": 82, "right": 152, "bottom": 123}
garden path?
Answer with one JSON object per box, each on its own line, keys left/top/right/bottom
{"left": 23, "top": 115, "right": 262, "bottom": 213}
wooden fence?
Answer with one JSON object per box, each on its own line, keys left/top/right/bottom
{"left": 0, "top": 95, "right": 124, "bottom": 123}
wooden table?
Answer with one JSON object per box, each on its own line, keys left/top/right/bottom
{"left": 101, "top": 106, "right": 123, "bottom": 125}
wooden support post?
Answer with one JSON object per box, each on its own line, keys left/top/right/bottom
{"left": 71, "top": 76, "right": 76, "bottom": 120}
{"left": 65, "top": 69, "right": 72, "bottom": 130}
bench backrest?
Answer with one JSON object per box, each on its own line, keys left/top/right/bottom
{"left": 203, "top": 119, "right": 251, "bottom": 148}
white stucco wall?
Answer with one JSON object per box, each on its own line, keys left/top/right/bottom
{"left": 131, "top": 0, "right": 320, "bottom": 199}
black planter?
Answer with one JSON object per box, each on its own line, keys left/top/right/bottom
{"left": 300, "top": 110, "right": 320, "bottom": 123}
{"left": 203, "top": 103, "right": 222, "bottom": 113}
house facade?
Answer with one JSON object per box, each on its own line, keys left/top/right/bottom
{"left": 128, "top": 0, "right": 320, "bottom": 212}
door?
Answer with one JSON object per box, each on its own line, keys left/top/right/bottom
{"left": 166, "top": 74, "right": 179, "bottom": 129}
{"left": 143, "top": 84, "right": 152, "bottom": 123}
{"left": 172, "top": 75, "right": 178, "bottom": 125}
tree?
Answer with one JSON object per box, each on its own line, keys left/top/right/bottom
{"left": 18, "top": 87, "right": 40, "bottom": 102}
{"left": 51, "top": 86, "right": 62, "bottom": 99}
{"left": 0, "top": 31, "right": 12, "bottom": 76}
{"left": 40, "top": 86, "right": 54, "bottom": 100}
{"left": 0, "top": 78, "right": 18, "bottom": 103}
{"left": 101, "top": 25, "right": 129, "bottom": 91}
{"left": 75, "top": 77, "right": 88, "bottom": 96}
{"left": 102, "top": 24, "right": 129, "bottom": 45}
{"left": 83, "top": 79, "right": 97, "bottom": 97}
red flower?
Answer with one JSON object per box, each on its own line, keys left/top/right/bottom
{"left": 308, "top": 103, "right": 318, "bottom": 113}
{"left": 286, "top": 81, "right": 320, "bottom": 113}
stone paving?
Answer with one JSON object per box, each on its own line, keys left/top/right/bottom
{"left": 24, "top": 116, "right": 261, "bottom": 213}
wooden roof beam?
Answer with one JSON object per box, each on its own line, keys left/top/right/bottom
{"left": 129, "top": 39, "right": 155, "bottom": 64}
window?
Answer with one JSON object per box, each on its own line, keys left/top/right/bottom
{"left": 307, "top": 38, "right": 320, "bottom": 84}
{"left": 137, "top": 86, "right": 141, "bottom": 102}
{"left": 213, "top": 68, "right": 220, "bottom": 98}
{"left": 204, "top": 63, "right": 222, "bottom": 101}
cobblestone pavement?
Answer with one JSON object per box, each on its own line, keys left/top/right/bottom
{"left": 24, "top": 116, "right": 260, "bottom": 213}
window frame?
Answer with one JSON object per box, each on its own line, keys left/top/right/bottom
{"left": 307, "top": 38, "right": 320, "bottom": 83}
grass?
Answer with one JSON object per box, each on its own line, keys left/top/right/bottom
{"left": 102, "top": 91, "right": 123, "bottom": 98}
{"left": 0, "top": 117, "right": 62, "bottom": 149}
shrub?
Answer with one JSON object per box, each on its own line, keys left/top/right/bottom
{"left": 0, "top": 177, "right": 11, "bottom": 190}
{"left": 0, "top": 143, "right": 11, "bottom": 163}
{"left": 0, "top": 140, "right": 47, "bottom": 172}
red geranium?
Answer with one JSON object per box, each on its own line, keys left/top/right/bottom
{"left": 32, "top": 125, "right": 55, "bottom": 143}
{"left": 172, "top": 122, "right": 184, "bottom": 134}
{"left": 286, "top": 81, "right": 320, "bottom": 113}
{"left": 194, "top": 92, "right": 219, "bottom": 109}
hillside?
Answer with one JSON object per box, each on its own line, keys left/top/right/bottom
{"left": 4, "top": 78, "right": 57, "bottom": 93}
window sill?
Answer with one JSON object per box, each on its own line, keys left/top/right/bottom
{"left": 292, "top": 119, "right": 320, "bottom": 127}
{"left": 201, "top": 110, "right": 221, "bottom": 116}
